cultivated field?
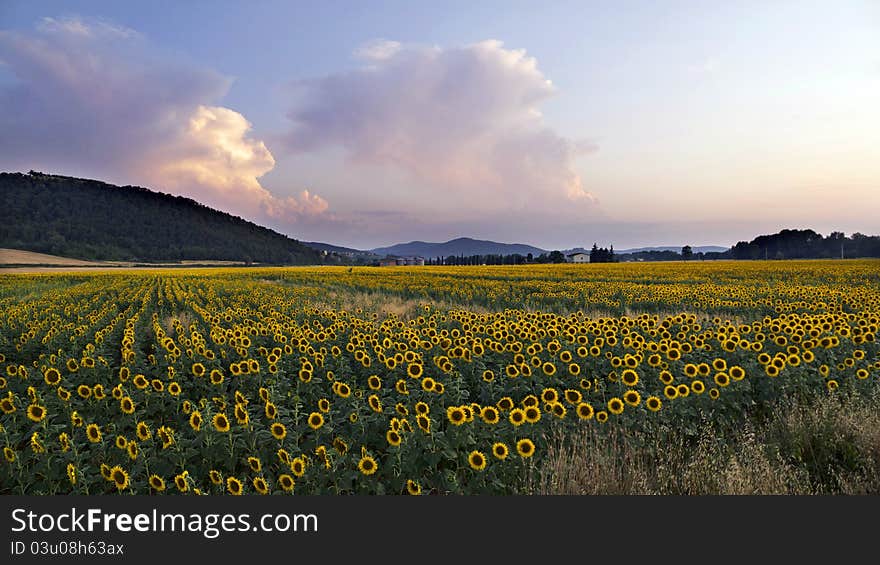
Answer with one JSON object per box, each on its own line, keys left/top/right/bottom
{"left": 1, "top": 260, "right": 878, "bottom": 494}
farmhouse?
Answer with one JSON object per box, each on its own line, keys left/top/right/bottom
{"left": 567, "top": 252, "right": 589, "bottom": 263}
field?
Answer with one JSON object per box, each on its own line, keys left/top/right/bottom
{"left": 1, "top": 260, "right": 879, "bottom": 495}
{"left": 0, "top": 248, "right": 255, "bottom": 271}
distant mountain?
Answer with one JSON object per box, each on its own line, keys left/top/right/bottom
{"left": 370, "top": 237, "right": 547, "bottom": 259}
{"left": 616, "top": 245, "right": 729, "bottom": 254}
{"left": 0, "top": 171, "right": 322, "bottom": 264}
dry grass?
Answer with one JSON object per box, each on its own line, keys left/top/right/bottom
{"left": 529, "top": 392, "right": 880, "bottom": 495}
{"left": 0, "top": 248, "right": 110, "bottom": 266}
{"left": 0, "top": 248, "right": 252, "bottom": 273}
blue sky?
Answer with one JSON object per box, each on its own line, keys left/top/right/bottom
{"left": 1, "top": 1, "right": 878, "bottom": 249}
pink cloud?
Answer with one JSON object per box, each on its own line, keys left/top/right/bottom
{"left": 0, "top": 17, "right": 328, "bottom": 225}
{"left": 283, "top": 39, "right": 597, "bottom": 214}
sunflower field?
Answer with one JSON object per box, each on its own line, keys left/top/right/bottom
{"left": 1, "top": 260, "right": 878, "bottom": 494}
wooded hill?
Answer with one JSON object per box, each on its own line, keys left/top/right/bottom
{"left": 0, "top": 171, "right": 321, "bottom": 264}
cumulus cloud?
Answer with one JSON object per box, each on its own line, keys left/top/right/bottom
{"left": 0, "top": 16, "right": 327, "bottom": 224}
{"left": 282, "top": 39, "right": 596, "bottom": 215}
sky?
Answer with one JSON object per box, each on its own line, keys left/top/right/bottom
{"left": 0, "top": 0, "right": 878, "bottom": 250}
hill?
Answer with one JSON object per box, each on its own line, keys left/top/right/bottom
{"left": 0, "top": 171, "right": 322, "bottom": 264}
{"left": 616, "top": 245, "right": 728, "bottom": 254}
{"left": 370, "top": 237, "right": 546, "bottom": 259}
{"left": 302, "top": 241, "right": 380, "bottom": 258}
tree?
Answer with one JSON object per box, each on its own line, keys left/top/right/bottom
{"left": 548, "top": 250, "right": 566, "bottom": 263}
{"left": 681, "top": 245, "right": 693, "bottom": 261}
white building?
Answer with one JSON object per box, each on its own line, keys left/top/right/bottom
{"left": 567, "top": 252, "right": 589, "bottom": 263}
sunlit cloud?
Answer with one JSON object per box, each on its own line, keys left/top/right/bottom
{"left": 0, "top": 16, "right": 328, "bottom": 225}
{"left": 282, "top": 39, "right": 597, "bottom": 217}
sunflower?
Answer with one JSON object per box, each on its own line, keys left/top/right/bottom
{"left": 447, "top": 406, "right": 466, "bottom": 426}
{"left": 318, "top": 398, "right": 331, "bottom": 413}
{"left": 407, "top": 363, "right": 424, "bottom": 379}
{"left": 358, "top": 455, "right": 378, "bottom": 476}
{"left": 206, "top": 369, "right": 224, "bottom": 386}
{"left": 157, "top": 426, "right": 175, "bottom": 449}
{"left": 386, "top": 430, "right": 402, "bottom": 447}
{"left": 212, "top": 413, "right": 231, "bottom": 433}
{"left": 0, "top": 397, "right": 15, "bottom": 415}
{"left": 278, "top": 474, "right": 295, "bottom": 493}
{"left": 336, "top": 382, "right": 351, "bottom": 398}
{"left": 826, "top": 379, "right": 839, "bottom": 391}
{"left": 368, "top": 394, "right": 383, "bottom": 413}
{"left": 416, "top": 415, "right": 431, "bottom": 433}
{"left": 550, "top": 402, "right": 567, "bottom": 418}
{"left": 66, "top": 463, "right": 77, "bottom": 485}
{"left": 714, "top": 373, "right": 730, "bottom": 388}
{"left": 136, "top": 421, "right": 151, "bottom": 441}
{"left": 209, "top": 470, "right": 223, "bottom": 486}
{"left": 564, "top": 389, "right": 582, "bottom": 405}
{"left": 110, "top": 466, "right": 130, "bottom": 491}
{"left": 191, "top": 363, "right": 206, "bottom": 377}
{"left": 607, "top": 397, "right": 625, "bottom": 415}
{"left": 595, "top": 410, "right": 609, "bottom": 423}
{"left": 58, "top": 433, "right": 70, "bottom": 452}
{"left": 663, "top": 385, "right": 678, "bottom": 400}
{"left": 541, "top": 362, "right": 557, "bottom": 376}
{"left": 406, "top": 479, "right": 422, "bottom": 495}
{"left": 251, "top": 476, "right": 269, "bottom": 495}
{"left": 149, "top": 474, "right": 166, "bottom": 492}
{"left": 367, "top": 375, "right": 382, "bottom": 390}
{"left": 492, "top": 442, "right": 509, "bottom": 460}
{"left": 496, "top": 397, "right": 514, "bottom": 412}
{"left": 691, "top": 380, "right": 706, "bottom": 394}
{"left": 226, "top": 476, "right": 244, "bottom": 495}
{"left": 415, "top": 401, "right": 430, "bottom": 415}
{"left": 708, "top": 388, "right": 721, "bottom": 400}
{"left": 729, "top": 366, "right": 746, "bottom": 381}
{"left": 523, "top": 406, "right": 541, "bottom": 424}
{"left": 127, "top": 441, "right": 138, "bottom": 461}
{"left": 86, "top": 424, "right": 102, "bottom": 443}
{"left": 44, "top": 368, "right": 61, "bottom": 386}
{"left": 26, "top": 404, "right": 46, "bottom": 423}
{"left": 307, "top": 412, "right": 325, "bottom": 430}
{"left": 270, "top": 422, "right": 287, "bottom": 440}
{"left": 540, "top": 388, "right": 558, "bottom": 405}
{"left": 76, "top": 385, "right": 91, "bottom": 399}
{"left": 115, "top": 435, "right": 128, "bottom": 450}
{"left": 480, "top": 406, "right": 500, "bottom": 424}
{"left": 623, "top": 390, "right": 641, "bottom": 407}
{"left": 646, "top": 396, "right": 662, "bottom": 412}
{"left": 133, "top": 374, "right": 149, "bottom": 389}
{"left": 467, "top": 450, "right": 487, "bottom": 471}
{"left": 333, "top": 437, "right": 349, "bottom": 455}
{"left": 516, "top": 439, "right": 536, "bottom": 458}
{"left": 621, "top": 369, "right": 639, "bottom": 387}
{"left": 3, "top": 447, "right": 15, "bottom": 462}
{"left": 57, "top": 387, "right": 71, "bottom": 402}
{"left": 175, "top": 473, "right": 189, "bottom": 493}
{"left": 508, "top": 408, "right": 526, "bottom": 427}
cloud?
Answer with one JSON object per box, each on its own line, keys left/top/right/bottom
{"left": 282, "top": 39, "right": 596, "bottom": 215}
{"left": 353, "top": 39, "right": 402, "bottom": 61}
{"left": 0, "top": 16, "right": 327, "bottom": 224}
